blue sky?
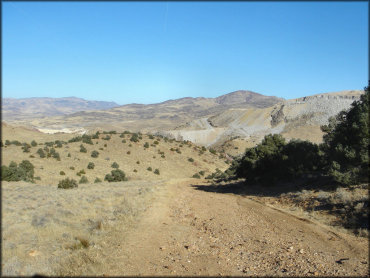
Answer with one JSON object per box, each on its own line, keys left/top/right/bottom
{"left": 2, "top": 1, "right": 368, "bottom": 105}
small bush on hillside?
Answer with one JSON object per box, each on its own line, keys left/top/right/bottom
{"left": 82, "top": 135, "right": 93, "bottom": 145}
{"left": 201, "top": 146, "right": 207, "bottom": 152}
{"left": 192, "top": 173, "right": 201, "bottom": 179}
{"left": 53, "top": 152, "right": 61, "bottom": 161}
{"left": 147, "top": 167, "right": 152, "bottom": 171}
{"left": 122, "top": 139, "right": 126, "bottom": 143}
{"left": 91, "top": 150, "right": 99, "bottom": 158}
{"left": 1, "top": 160, "right": 35, "bottom": 182}
{"left": 127, "top": 151, "right": 131, "bottom": 155}
{"left": 79, "top": 176, "right": 89, "bottom": 184}
{"left": 37, "top": 148, "right": 46, "bottom": 158}
{"left": 188, "top": 158, "right": 194, "bottom": 162}
{"left": 209, "top": 148, "right": 217, "bottom": 155}
{"left": 67, "top": 153, "right": 71, "bottom": 157}
{"left": 31, "top": 140, "right": 37, "bottom": 147}
{"left": 111, "top": 162, "right": 119, "bottom": 169}
{"left": 136, "top": 161, "right": 140, "bottom": 164}
{"left": 154, "top": 169, "right": 160, "bottom": 175}
{"left": 133, "top": 169, "right": 138, "bottom": 172}
{"left": 130, "top": 133, "right": 139, "bottom": 142}
{"left": 55, "top": 140, "right": 63, "bottom": 148}
{"left": 94, "top": 177, "right": 102, "bottom": 183}
{"left": 92, "top": 133, "right": 99, "bottom": 139}
{"left": 60, "top": 171, "right": 65, "bottom": 175}
{"left": 144, "top": 142, "right": 149, "bottom": 148}
{"left": 104, "top": 169, "right": 127, "bottom": 182}
{"left": 154, "top": 140, "right": 159, "bottom": 145}
{"left": 104, "top": 144, "right": 107, "bottom": 147}
{"left": 149, "top": 135, "right": 154, "bottom": 139}
{"left": 11, "top": 140, "right": 22, "bottom": 146}
{"left": 58, "top": 178, "right": 78, "bottom": 189}
{"left": 102, "top": 135, "right": 111, "bottom": 141}
{"left": 176, "top": 148, "right": 181, "bottom": 154}
{"left": 69, "top": 136, "right": 82, "bottom": 143}
{"left": 199, "top": 170, "right": 205, "bottom": 176}
{"left": 87, "top": 162, "right": 95, "bottom": 169}
{"left": 80, "top": 144, "right": 87, "bottom": 153}
{"left": 120, "top": 133, "right": 125, "bottom": 138}
{"left": 70, "top": 166, "right": 75, "bottom": 170}
{"left": 22, "top": 143, "right": 31, "bottom": 153}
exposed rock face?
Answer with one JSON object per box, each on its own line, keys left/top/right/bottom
{"left": 166, "top": 90, "right": 363, "bottom": 146}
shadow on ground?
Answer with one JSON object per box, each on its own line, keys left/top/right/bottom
{"left": 191, "top": 175, "right": 338, "bottom": 198}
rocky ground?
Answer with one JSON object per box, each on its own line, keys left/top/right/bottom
{"left": 4, "top": 178, "right": 367, "bottom": 276}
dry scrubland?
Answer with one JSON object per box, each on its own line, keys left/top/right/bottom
{"left": 1, "top": 123, "right": 368, "bottom": 276}
{"left": 2, "top": 180, "right": 163, "bottom": 275}
{"left": 2, "top": 129, "right": 228, "bottom": 185}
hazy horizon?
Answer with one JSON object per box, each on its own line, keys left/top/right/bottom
{"left": 3, "top": 2, "right": 368, "bottom": 105}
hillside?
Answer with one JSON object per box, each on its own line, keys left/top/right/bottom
{"left": 2, "top": 91, "right": 282, "bottom": 134}
{"left": 1, "top": 125, "right": 228, "bottom": 185}
{"left": 2, "top": 97, "right": 119, "bottom": 121}
{"left": 2, "top": 90, "right": 364, "bottom": 155}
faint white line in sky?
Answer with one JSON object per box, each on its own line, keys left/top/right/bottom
{"left": 163, "top": 1, "right": 168, "bottom": 33}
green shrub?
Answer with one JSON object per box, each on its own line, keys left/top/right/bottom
{"left": 201, "top": 146, "right": 207, "bottom": 152}
{"left": 80, "top": 144, "right": 87, "bottom": 153}
{"left": 188, "top": 158, "right": 194, "bottom": 163}
{"left": 58, "top": 178, "right": 78, "bottom": 189}
{"left": 94, "top": 177, "right": 102, "bottom": 183}
{"left": 130, "top": 133, "right": 139, "bottom": 142}
{"left": 144, "top": 142, "right": 149, "bottom": 148}
{"left": 133, "top": 169, "right": 138, "bottom": 172}
{"left": 82, "top": 135, "right": 93, "bottom": 145}
{"left": 104, "top": 144, "right": 107, "bottom": 147}
{"left": 11, "top": 140, "right": 22, "bottom": 146}
{"left": 136, "top": 161, "right": 140, "bottom": 164}
{"left": 79, "top": 176, "right": 89, "bottom": 184}
{"left": 5, "top": 140, "right": 11, "bottom": 146}
{"left": 1, "top": 160, "right": 35, "bottom": 182}
{"left": 154, "top": 169, "right": 160, "bottom": 175}
{"left": 67, "top": 153, "right": 71, "bottom": 157}
{"left": 111, "top": 162, "right": 119, "bottom": 169}
{"left": 147, "top": 167, "right": 152, "bottom": 171}
{"left": 70, "top": 166, "right": 75, "bottom": 170}
{"left": 37, "top": 148, "right": 46, "bottom": 158}
{"left": 127, "top": 151, "right": 131, "bottom": 155}
{"left": 31, "top": 140, "right": 37, "bottom": 147}
{"left": 209, "top": 148, "right": 217, "bottom": 155}
{"left": 60, "top": 171, "right": 66, "bottom": 175}
{"left": 192, "top": 173, "right": 201, "bottom": 179}
{"left": 229, "top": 134, "right": 323, "bottom": 185}
{"left": 91, "top": 150, "right": 99, "bottom": 158}
{"left": 102, "top": 135, "right": 111, "bottom": 141}
{"left": 87, "top": 162, "right": 95, "bottom": 169}
{"left": 320, "top": 86, "right": 369, "bottom": 185}
{"left": 149, "top": 134, "right": 154, "bottom": 139}
{"left": 22, "top": 143, "right": 31, "bottom": 153}
{"left": 120, "top": 133, "right": 125, "bottom": 138}
{"left": 68, "top": 136, "right": 82, "bottom": 143}
{"left": 154, "top": 140, "right": 159, "bottom": 145}
{"left": 104, "top": 169, "right": 127, "bottom": 182}
{"left": 53, "top": 152, "right": 61, "bottom": 161}
{"left": 199, "top": 170, "right": 205, "bottom": 176}
{"left": 122, "top": 139, "right": 126, "bottom": 143}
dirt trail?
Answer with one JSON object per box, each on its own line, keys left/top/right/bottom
{"left": 86, "top": 178, "right": 368, "bottom": 276}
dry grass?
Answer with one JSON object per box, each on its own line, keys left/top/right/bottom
{"left": 2, "top": 179, "right": 164, "bottom": 276}
{"left": 267, "top": 184, "right": 369, "bottom": 236}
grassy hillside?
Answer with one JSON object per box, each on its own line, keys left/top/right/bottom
{"left": 2, "top": 126, "right": 229, "bottom": 185}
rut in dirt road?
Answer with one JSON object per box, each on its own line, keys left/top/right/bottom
{"left": 63, "top": 179, "right": 369, "bottom": 276}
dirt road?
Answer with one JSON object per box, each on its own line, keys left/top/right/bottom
{"left": 73, "top": 178, "right": 368, "bottom": 276}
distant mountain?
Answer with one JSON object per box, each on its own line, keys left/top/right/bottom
{"left": 2, "top": 90, "right": 363, "bottom": 149}
{"left": 2, "top": 90, "right": 282, "bottom": 132}
{"left": 2, "top": 97, "right": 119, "bottom": 121}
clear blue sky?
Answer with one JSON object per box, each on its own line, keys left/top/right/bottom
{"left": 2, "top": 1, "right": 368, "bottom": 105}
